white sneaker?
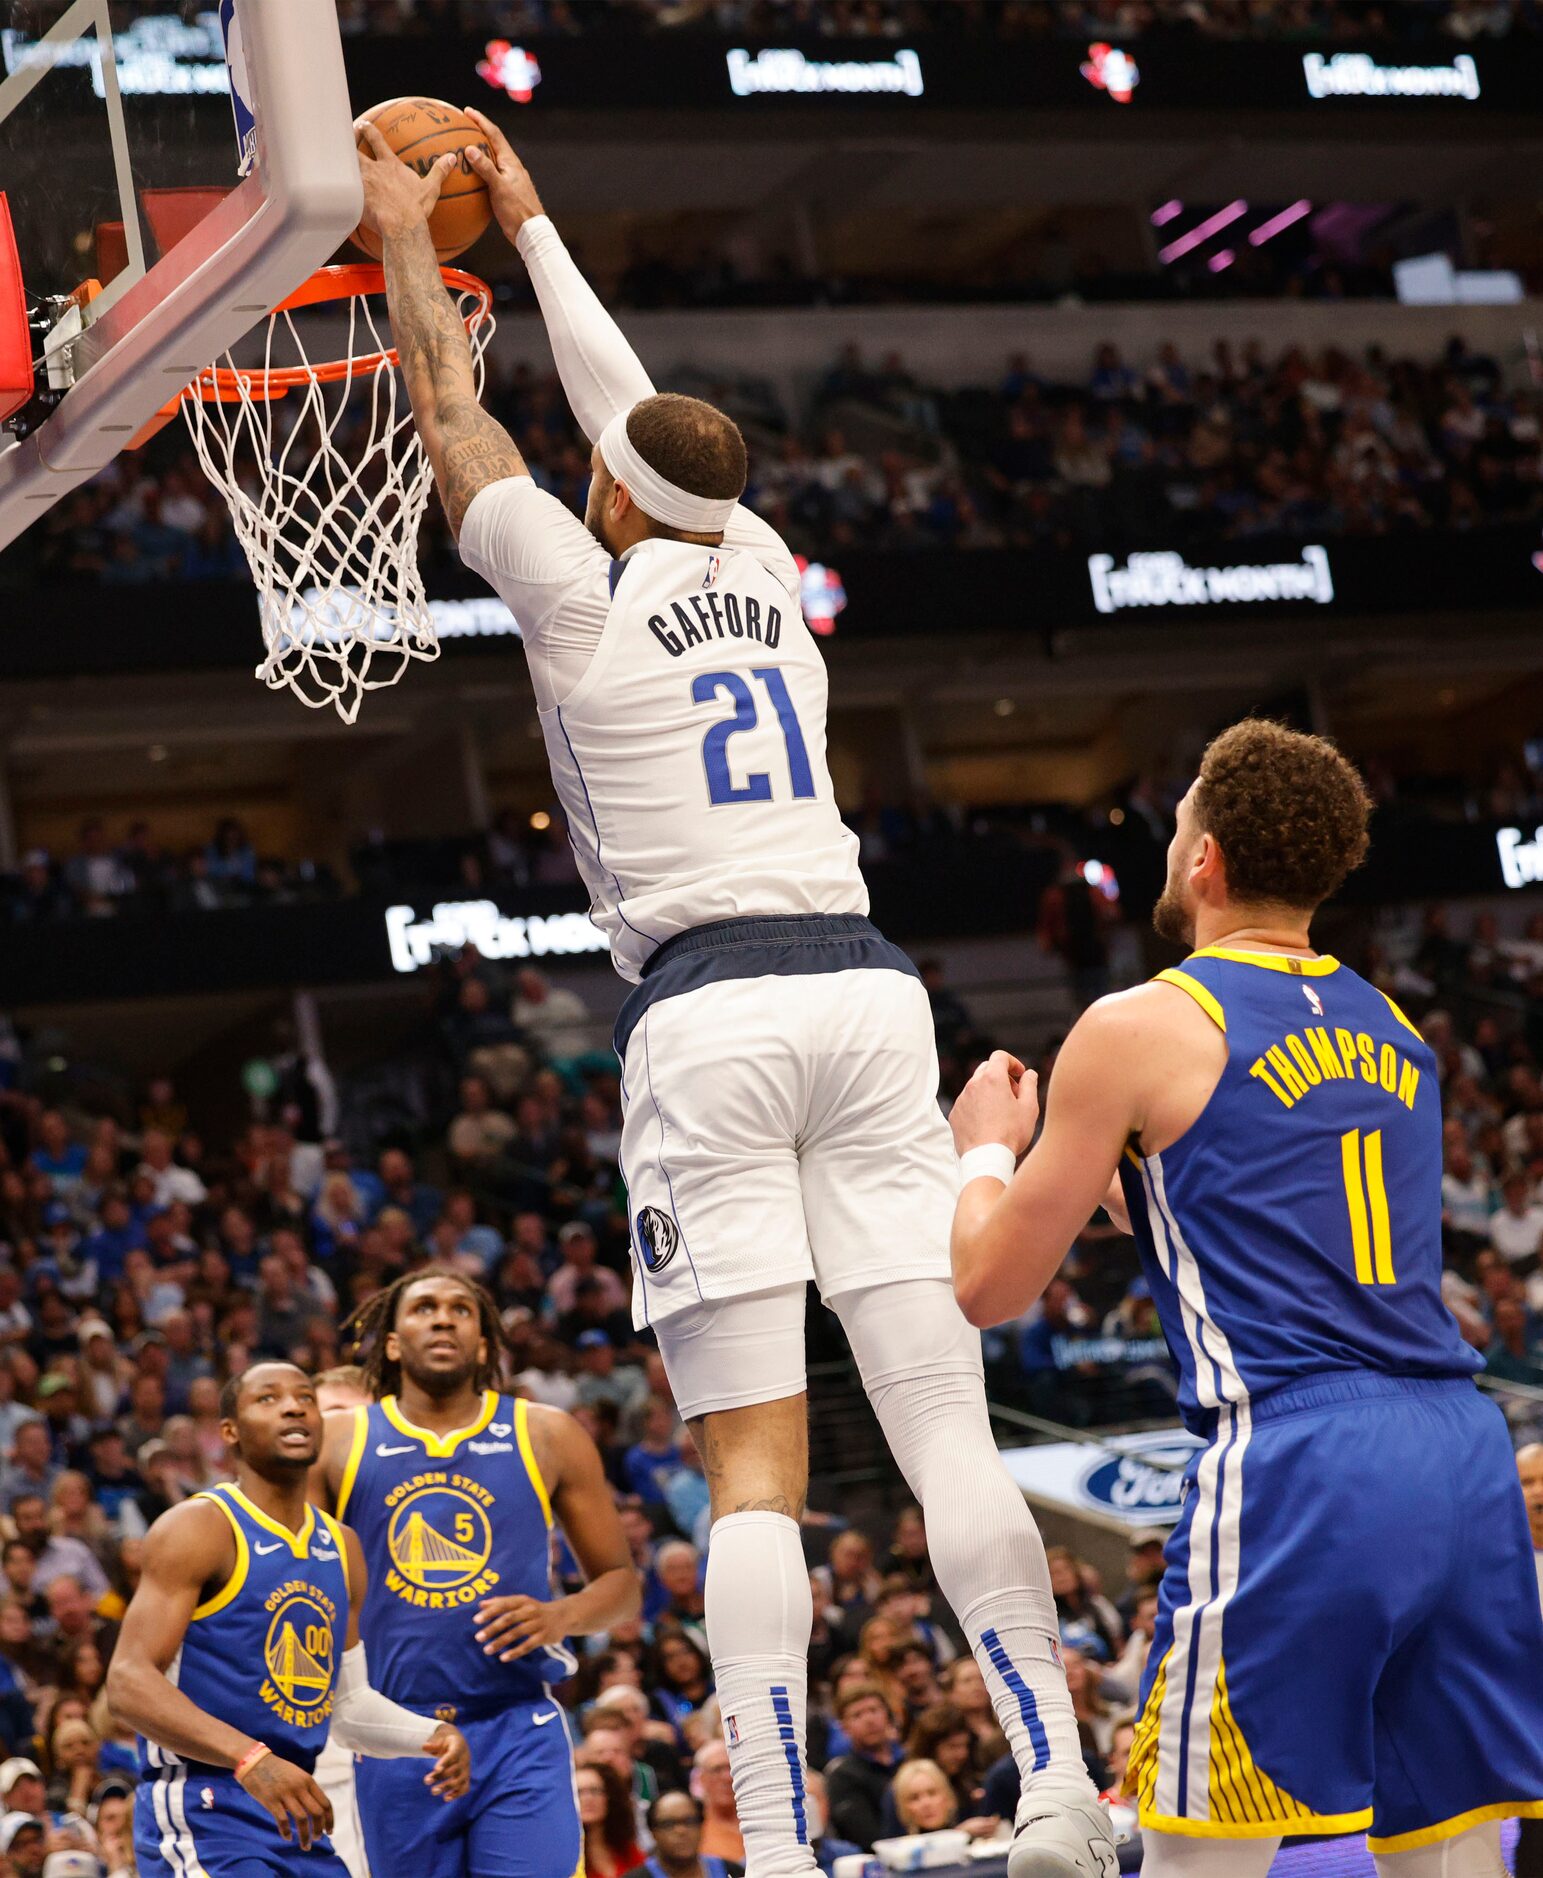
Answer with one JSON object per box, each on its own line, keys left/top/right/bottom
{"left": 1005, "top": 1798, "right": 1120, "bottom": 1878}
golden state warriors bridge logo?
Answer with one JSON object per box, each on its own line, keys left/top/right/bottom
{"left": 261, "top": 1584, "right": 337, "bottom": 1727}
{"left": 384, "top": 1474, "right": 501, "bottom": 1608}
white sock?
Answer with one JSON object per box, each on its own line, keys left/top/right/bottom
{"left": 833, "top": 1280, "right": 1096, "bottom": 1812}
{"left": 704, "top": 1510, "right": 819, "bottom": 1877}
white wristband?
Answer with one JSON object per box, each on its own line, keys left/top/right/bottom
{"left": 959, "top": 1144, "right": 1017, "bottom": 1189}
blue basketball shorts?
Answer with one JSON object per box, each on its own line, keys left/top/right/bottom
{"left": 134, "top": 1768, "right": 353, "bottom": 1878}
{"left": 1129, "top": 1372, "right": 1543, "bottom": 1852}
{"left": 354, "top": 1695, "right": 581, "bottom": 1878}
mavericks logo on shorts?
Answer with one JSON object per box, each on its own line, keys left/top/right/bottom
{"left": 636, "top": 1206, "right": 680, "bottom": 1274}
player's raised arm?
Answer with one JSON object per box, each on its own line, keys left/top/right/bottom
{"left": 464, "top": 111, "right": 653, "bottom": 445}
{"left": 473, "top": 1404, "right": 640, "bottom": 1663}
{"left": 357, "top": 125, "right": 529, "bottom": 537}
{"left": 949, "top": 998, "right": 1157, "bottom": 1328}
{"left": 464, "top": 114, "right": 801, "bottom": 598}
{"left": 106, "top": 1499, "right": 334, "bottom": 1848}
{"left": 328, "top": 1527, "right": 471, "bottom": 1800}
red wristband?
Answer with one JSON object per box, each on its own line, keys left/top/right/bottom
{"left": 234, "top": 1743, "right": 271, "bottom": 1782}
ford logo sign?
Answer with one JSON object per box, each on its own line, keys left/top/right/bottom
{"left": 1081, "top": 1445, "right": 1193, "bottom": 1518}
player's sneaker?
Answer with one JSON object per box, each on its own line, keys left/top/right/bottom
{"left": 1005, "top": 1797, "right": 1120, "bottom": 1878}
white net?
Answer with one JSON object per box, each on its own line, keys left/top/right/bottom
{"left": 182, "top": 274, "right": 494, "bottom": 725}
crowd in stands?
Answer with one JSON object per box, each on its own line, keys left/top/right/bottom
{"left": 16, "top": 331, "right": 1538, "bottom": 589}
{"left": 3, "top": 822, "right": 339, "bottom": 925}
{"left": 337, "top": 0, "right": 1543, "bottom": 42}
{"left": 744, "top": 332, "right": 1543, "bottom": 556}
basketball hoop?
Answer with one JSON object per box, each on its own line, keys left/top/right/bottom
{"left": 180, "top": 263, "right": 495, "bottom": 725}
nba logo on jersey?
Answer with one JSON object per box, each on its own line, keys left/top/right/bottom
{"left": 726, "top": 1716, "right": 741, "bottom": 1748}
{"left": 702, "top": 553, "right": 721, "bottom": 588}
{"left": 1303, "top": 984, "right": 1325, "bottom": 1016}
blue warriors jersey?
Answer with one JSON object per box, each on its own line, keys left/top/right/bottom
{"left": 139, "top": 1485, "right": 349, "bottom": 1778}
{"left": 1118, "top": 947, "right": 1478, "bottom": 1433}
{"left": 336, "top": 1393, "right": 576, "bottom": 1713}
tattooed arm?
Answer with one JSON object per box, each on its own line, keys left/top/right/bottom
{"left": 358, "top": 123, "right": 528, "bottom": 538}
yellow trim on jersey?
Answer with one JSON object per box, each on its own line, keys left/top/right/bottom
{"left": 381, "top": 1390, "right": 498, "bottom": 1458}
{"left": 316, "top": 1507, "right": 348, "bottom": 1558}
{"left": 1377, "top": 988, "right": 1425, "bottom": 1042}
{"left": 1131, "top": 1652, "right": 1373, "bottom": 1840}
{"left": 1154, "top": 968, "right": 1227, "bottom": 1034}
{"left": 191, "top": 1491, "right": 251, "bottom": 1622}
{"left": 335, "top": 1405, "right": 369, "bottom": 1523}
{"left": 219, "top": 1484, "right": 316, "bottom": 1559}
{"left": 516, "top": 1398, "right": 553, "bottom": 1529}
{"left": 1188, "top": 946, "right": 1340, "bottom": 977}
{"left": 1368, "top": 1799, "right": 1543, "bottom": 1853}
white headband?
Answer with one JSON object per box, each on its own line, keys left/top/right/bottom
{"left": 598, "top": 408, "right": 739, "bottom": 535}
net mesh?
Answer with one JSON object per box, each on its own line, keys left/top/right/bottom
{"left": 182, "top": 278, "right": 494, "bottom": 725}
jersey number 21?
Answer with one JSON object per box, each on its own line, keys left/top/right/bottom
{"left": 695, "top": 669, "right": 815, "bottom": 805}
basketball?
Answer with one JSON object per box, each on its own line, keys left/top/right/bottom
{"left": 353, "top": 96, "right": 492, "bottom": 263}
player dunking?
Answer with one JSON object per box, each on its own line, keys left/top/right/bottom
{"left": 356, "top": 121, "right": 1114, "bottom": 1878}
{"left": 950, "top": 720, "right": 1543, "bottom": 1878}
{"left": 311, "top": 1270, "right": 640, "bottom": 1878}
{"left": 107, "top": 1361, "right": 470, "bottom": 1878}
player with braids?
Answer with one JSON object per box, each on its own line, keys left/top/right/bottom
{"left": 341, "top": 1268, "right": 506, "bottom": 1402}
{"left": 312, "top": 1267, "right": 640, "bottom": 1878}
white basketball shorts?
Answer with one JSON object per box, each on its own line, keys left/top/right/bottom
{"left": 615, "top": 914, "right": 958, "bottom": 1332}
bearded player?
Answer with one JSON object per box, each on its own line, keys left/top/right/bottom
{"left": 311, "top": 1269, "right": 639, "bottom": 1878}
{"left": 355, "top": 118, "right": 1113, "bottom": 1878}
{"left": 950, "top": 720, "right": 1543, "bottom": 1878}
{"left": 108, "top": 1361, "right": 469, "bottom": 1878}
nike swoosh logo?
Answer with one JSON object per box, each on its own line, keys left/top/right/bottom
{"left": 376, "top": 1444, "right": 415, "bottom": 1456}
{"left": 254, "top": 1541, "right": 285, "bottom": 1556}
{"left": 533, "top": 1711, "right": 559, "bottom": 1727}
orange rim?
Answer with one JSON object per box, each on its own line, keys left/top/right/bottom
{"left": 181, "top": 263, "right": 492, "bottom": 403}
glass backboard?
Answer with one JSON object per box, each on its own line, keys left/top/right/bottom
{"left": 0, "top": 0, "right": 361, "bottom": 549}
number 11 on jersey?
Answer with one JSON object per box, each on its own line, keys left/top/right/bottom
{"left": 695, "top": 668, "right": 816, "bottom": 805}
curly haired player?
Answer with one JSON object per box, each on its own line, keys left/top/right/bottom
{"left": 311, "top": 1270, "right": 640, "bottom": 1878}
{"left": 951, "top": 719, "right": 1543, "bottom": 1878}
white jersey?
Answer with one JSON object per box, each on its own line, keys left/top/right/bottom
{"left": 460, "top": 480, "right": 865, "bottom": 983}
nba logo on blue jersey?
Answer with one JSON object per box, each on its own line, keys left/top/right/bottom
{"left": 1303, "top": 985, "right": 1324, "bottom": 1016}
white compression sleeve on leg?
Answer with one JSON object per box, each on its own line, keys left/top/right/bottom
{"left": 705, "top": 1510, "right": 819, "bottom": 1877}
{"left": 1374, "top": 1821, "right": 1507, "bottom": 1878}
{"left": 515, "top": 215, "right": 656, "bottom": 443}
{"left": 832, "top": 1279, "right": 1094, "bottom": 1812}
{"left": 1142, "top": 1830, "right": 1281, "bottom": 1877}
{"left": 328, "top": 1643, "right": 433, "bottom": 1759}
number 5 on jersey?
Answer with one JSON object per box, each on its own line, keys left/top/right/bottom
{"left": 695, "top": 668, "right": 816, "bottom": 805}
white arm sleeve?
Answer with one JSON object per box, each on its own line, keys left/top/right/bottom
{"left": 329, "top": 1644, "right": 432, "bottom": 1759}
{"left": 515, "top": 215, "right": 655, "bottom": 446}
{"left": 515, "top": 216, "right": 802, "bottom": 602}
{"left": 459, "top": 477, "right": 612, "bottom": 709}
